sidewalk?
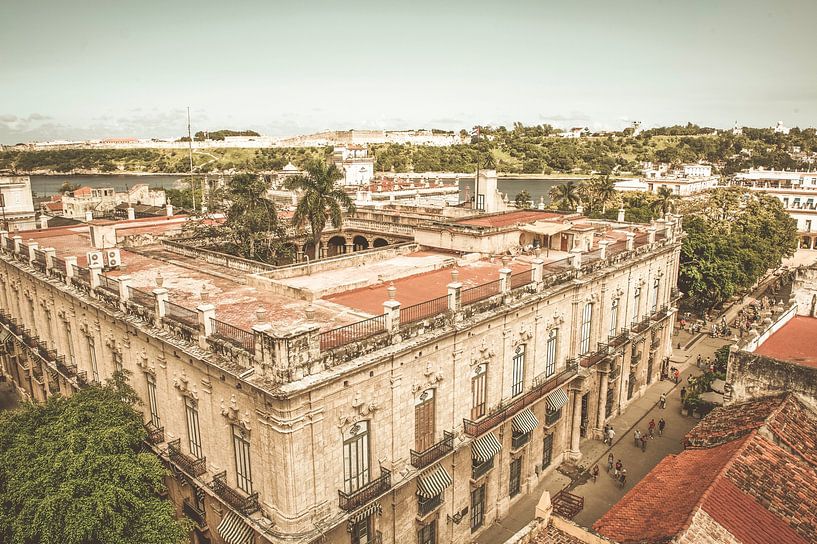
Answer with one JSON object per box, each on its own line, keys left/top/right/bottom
{"left": 475, "top": 333, "right": 729, "bottom": 544}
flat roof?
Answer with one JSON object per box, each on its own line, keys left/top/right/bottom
{"left": 455, "top": 210, "right": 564, "bottom": 228}
{"left": 754, "top": 316, "right": 817, "bottom": 367}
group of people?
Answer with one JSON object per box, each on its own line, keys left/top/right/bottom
{"left": 600, "top": 454, "right": 628, "bottom": 487}
{"left": 633, "top": 418, "right": 667, "bottom": 450}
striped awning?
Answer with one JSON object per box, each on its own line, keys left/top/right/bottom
{"left": 217, "top": 511, "right": 254, "bottom": 544}
{"left": 546, "top": 388, "right": 569, "bottom": 412}
{"left": 511, "top": 408, "right": 539, "bottom": 435}
{"left": 0, "top": 329, "right": 10, "bottom": 343}
{"left": 348, "top": 500, "right": 382, "bottom": 526}
{"left": 472, "top": 432, "right": 502, "bottom": 463}
{"left": 417, "top": 464, "right": 453, "bottom": 499}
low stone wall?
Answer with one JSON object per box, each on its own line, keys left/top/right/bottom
{"left": 261, "top": 242, "right": 417, "bottom": 280}
{"left": 727, "top": 349, "right": 817, "bottom": 410}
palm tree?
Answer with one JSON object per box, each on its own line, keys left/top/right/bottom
{"left": 651, "top": 186, "right": 679, "bottom": 217}
{"left": 285, "top": 160, "right": 355, "bottom": 260}
{"left": 224, "top": 173, "right": 286, "bottom": 261}
{"left": 592, "top": 175, "right": 617, "bottom": 213}
{"left": 549, "top": 181, "right": 581, "bottom": 211}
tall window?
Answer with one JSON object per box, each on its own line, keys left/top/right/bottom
{"left": 542, "top": 434, "right": 554, "bottom": 468}
{"left": 633, "top": 287, "right": 641, "bottom": 321}
{"left": 418, "top": 520, "right": 437, "bottom": 544}
{"left": 470, "top": 484, "right": 486, "bottom": 532}
{"left": 343, "top": 421, "right": 370, "bottom": 494}
{"left": 651, "top": 278, "right": 660, "bottom": 313}
{"left": 609, "top": 298, "right": 619, "bottom": 337}
{"left": 146, "top": 374, "right": 160, "bottom": 428}
{"left": 112, "top": 351, "right": 123, "bottom": 373}
{"left": 509, "top": 456, "right": 522, "bottom": 497}
{"left": 415, "top": 389, "right": 435, "bottom": 452}
{"left": 185, "top": 397, "right": 202, "bottom": 459}
{"left": 350, "top": 519, "right": 372, "bottom": 544}
{"left": 511, "top": 345, "right": 525, "bottom": 397}
{"left": 545, "top": 329, "right": 557, "bottom": 377}
{"left": 87, "top": 338, "right": 99, "bottom": 382}
{"left": 232, "top": 425, "right": 253, "bottom": 494}
{"left": 471, "top": 364, "right": 487, "bottom": 420}
{"left": 579, "top": 303, "right": 593, "bottom": 354}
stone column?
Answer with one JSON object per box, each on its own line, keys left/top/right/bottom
{"left": 153, "top": 288, "right": 168, "bottom": 320}
{"left": 127, "top": 207, "right": 136, "bottom": 220}
{"left": 447, "top": 282, "right": 462, "bottom": 313}
{"left": 43, "top": 248, "right": 56, "bottom": 274}
{"left": 617, "top": 208, "right": 626, "bottom": 222}
{"left": 383, "top": 299, "right": 401, "bottom": 334}
{"left": 598, "top": 240, "right": 610, "bottom": 260}
{"left": 28, "top": 242, "right": 39, "bottom": 264}
{"left": 64, "top": 256, "right": 77, "bottom": 286}
{"left": 117, "top": 275, "right": 132, "bottom": 302}
{"left": 197, "top": 303, "right": 216, "bottom": 350}
{"left": 531, "top": 258, "right": 544, "bottom": 285}
{"left": 88, "top": 263, "right": 102, "bottom": 289}
{"left": 625, "top": 232, "right": 636, "bottom": 251}
{"left": 570, "top": 247, "right": 582, "bottom": 270}
{"left": 344, "top": 243, "right": 353, "bottom": 255}
{"left": 596, "top": 367, "right": 609, "bottom": 437}
{"left": 647, "top": 227, "right": 657, "bottom": 244}
{"left": 568, "top": 386, "right": 584, "bottom": 461}
{"left": 499, "top": 268, "right": 512, "bottom": 294}
{"left": 12, "top": 235, "right": 21, "bottom": 255}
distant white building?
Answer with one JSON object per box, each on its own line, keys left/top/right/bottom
{"left": 682, "top": 164, "right": 712, "bottom": 177}
{"left": 774, "top": 121, "right": 791, "bottom": 135}
{"left": 0, "top": 176, "right": 36, "bottom": 231}
{"left": 634, "top": 163, "right": 719, "bottom": 196}
{"left": 734, "top": 169, "right": 817, "bottom": 249}
{"left": 62, "top": 183, "right": 166, "bottom": 220}
{"left": 332, "top": 145, "right": 374, "bottom": 186}
{"left": 732, "top": 121, "right": 743, "bottom": 136}
{"left": 559, "top": 127, "right": 590, "bottom": 139}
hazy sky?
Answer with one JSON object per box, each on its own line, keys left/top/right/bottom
{"left": 2, "top": 0, "right": 816, "bottom": 143}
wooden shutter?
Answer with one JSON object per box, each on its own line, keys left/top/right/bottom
{"left": 415, "top": 395, "right": 435, "bottom": 452}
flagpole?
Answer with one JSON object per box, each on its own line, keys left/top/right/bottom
{"left": 474, "top": 126, "right": 480, "bottom": 211}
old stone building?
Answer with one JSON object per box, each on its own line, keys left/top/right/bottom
{"left": 0, "top": 209, "right": 681, "bottom": 544}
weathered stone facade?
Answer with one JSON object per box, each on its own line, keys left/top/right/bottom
{"left": 0, "top": 219, "right": 680, "bottom": 544}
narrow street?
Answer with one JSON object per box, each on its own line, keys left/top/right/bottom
{"left": 476, "top": 329, "right": 731, "bottom": 543}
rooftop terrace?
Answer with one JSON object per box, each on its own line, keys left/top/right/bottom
{"left": 753, "top": 316, "right": 817, "bottom": 368}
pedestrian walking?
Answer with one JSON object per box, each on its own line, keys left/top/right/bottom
{"left": 607, "top": 453, "right": 614, "bottom": 473}
{"left": 592, "top": 464, "right": 599, "bottom": 483}
{"left": 640, "top": 434, "right": 647, "bottom": 452}
{"left": 634, "top": 429, "right": 641, "bottom": 447}
{"left": 619, "top": 468, "right": 627, "bottom": 487}
{"left": 680, "top": 387, "right": 687, "bottom": 403}
{"left": 659, "top": 392, "right": 667, "bottom": 409}
{"left": 674, "top": 369, "right": 680, "bottom": 384}
{"left": 658, "top": 418, "right": 666, "bottom": 436}
{"left": 607, "top": 426, "right": 615, "bottom": 446}
{"left": 602, "top": 424, "right": 610, "bottom": 444}
{"left": 648, "top": 419, "right": 656, "bottom": 439}
{"left": 615, "top": 459, "right": 623, "bottom": 478}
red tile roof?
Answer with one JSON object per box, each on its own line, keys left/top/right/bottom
{"left": 593, "top": 436, "right": 749, "bottom": 543}
{"left": 753, "top": 316, "right": 817, "bottom": 367}
{"left": 597, "top": 394, "right": 817, "bottom": 544}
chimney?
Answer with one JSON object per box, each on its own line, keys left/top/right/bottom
{"left": 89, "top": 221, "right": 117, "bottom": 249}
{"left": 39, "top": 216, "right": 49, "bottom": 229}
{"left": 127, "top": 207, "right": 136, "bottom": 220}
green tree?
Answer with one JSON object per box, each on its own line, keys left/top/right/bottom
{"left": 223, "top": 173, "right": 288, "bottom": 261}
{"left": 679, "top": 188, "right": 797, "bottom": 311}
{"left": 57, "top": 181, "right": 79, "bottom": 194}
{"left": 650, "top": 186, "right": 680, "bottom": 216}
{"left": 0, "top": 372, "right": 189, "bottom": 544}
{"left": 549, "top": 181, "right": 582, "bottom": 211}
{"left": 588, "top": 175, "right": 617, "bottom": 213}
{"left": 285, "top": 160, "right": 355, "bottom": 260}
{"left": 514, "top": 190, "right": 532, "bottom": 209}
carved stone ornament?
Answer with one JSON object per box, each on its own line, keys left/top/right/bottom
{"left": 337, "top": 390, "right": 380, "bottom": 428}
{"left": 613, "top": 287, "right": 625, "bottom": 299}
{"left": 221, "top": 394, "right": 252, "bottom": 431}
{"left": 470, "top": 338, "right": 496, "bottom": 367}
{"left": 412, "top": 361, "right": 443, "bottom": 393}
{"left": 173, "top": 370, "right": 199, "bottom": 401}
{"left": 78, "top": 322, "right": 90, "bottom": 337}
{"left": 584, "top": 292, "right": 599, "bottom": 303}
{"left": 546, "top": 311, "right": 565, "bottom": 330}
{"left": 514, "top": 324, "right": 533, "bottom": 346}
{"left": 136, "top": 350, "right": 156, "bottom": 376}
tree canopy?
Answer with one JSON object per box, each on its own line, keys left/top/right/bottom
{"left": 0, "top": 373, "right": 189, "bottom": 544}
{"left": 678, "top": 188, "right": 797, "bottom": 310}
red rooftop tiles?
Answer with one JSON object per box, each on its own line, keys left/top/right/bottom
{"left": 753, "top": 316, "right": 817, "bottom": 367}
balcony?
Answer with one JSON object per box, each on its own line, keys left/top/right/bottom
{"left": 144, "top": 422, "right": 165, "bottom": 444}
{"left": 410, "top": 431, "right": 454, "bottom": 469}
{"left": 463, "top": 362, "right": 577, "bottom": 437}
{"left": 670, "top": 287, "right": 681, "bottom": 300}
{"left": 182, "top": 498, "right": 207, "bottom": 529}
{"left": 511, "top": 431, "right": 531, "bottom": 450}
{"left": 418, "top": 493, "right": 443, "bottom": 517}
{"left": 338, "top": 468, "right": 392, "bottom": 512}
{"left": 472, "top": 457, "right": 494, "bottom": 480}
{"left": 545, "top": 407, "right": 562, "bottom": 426}
{"left": 210, "top": 471, "right": 260, "bottom": 515}
{"left": 652, "top": 305, "right": 671, "bottom": 321}
{"left": 631, "top": 317, "right": 651, "bottom": 334}
{"left": 580, "top": 344, "right": 610, "bottom": 367}
{"left": 608, "top": 366, "right": 620, "bottom": 381}
{"left": 167, "top": 439, "right": 207, "bottom": 477}
{"left": 608, "top": 329, "right": 629, "bottom": 348}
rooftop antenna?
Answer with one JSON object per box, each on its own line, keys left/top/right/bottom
{"left": 187, "top": 107, "right": 196, "bottom": 212}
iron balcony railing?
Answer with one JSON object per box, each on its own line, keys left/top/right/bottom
{"left": 510, "top": 269, "right": 534, "bottom": 290}
{"left": 608, "top": 366, "right": 620, "bottom": 381}
{"left": 652, "top": 305, "right": 670, "bottom": 321}
{"left": 631, "top": 317, "right": 651, "bottom": 333}
{"left": 164, "top": 301, "right": 199, "bottom": 330}
{"left": 608, "top": 329, "right": 629, "bottom": 348}
{"left": 463, "top": 361, "right": 578, "bottom": 437}
{"left": 338, "top": 467, "right": 392, "bottom": 512}
{"left": 210, "top": 318, "right": 255, "bottom": 354}
{"left": 511, "top": 431, "right": 531, "bottom": 450}
{"left": 320, "top": 314, "right": 387, "bottom": 351}
{"left": 418, "top": 493, "right": 443, "bottom": 517}
{"left": 182, "top": 498, "right": 207, "bottom": 529}
{"left": 97, "top": 274, "right": 120, "bottom": 296}
{"left": 400, "top": 295, "right": 450, "bottom": 326}
{"left": 410, "top": 431, "right": 454, "bottom": 469}
{"left": 210, "top": 471, "right": 260, "bottom": 515}
{"left": 461, "top": 279, "right": 502, "bottom": 306}
{"left": 472, "top": 457, "right": 494, "bottom": 480}
{"left": 545, "top": 407, "right": 562, "bottom": 426}
{"left": 128, "top": 286, "right": 154, "bottom": 309}
{"left": 167, "top": 439, "right": 207, "bottom": 477}
{"left": 145, "top": 422, "right": 165, "bottom": 445}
